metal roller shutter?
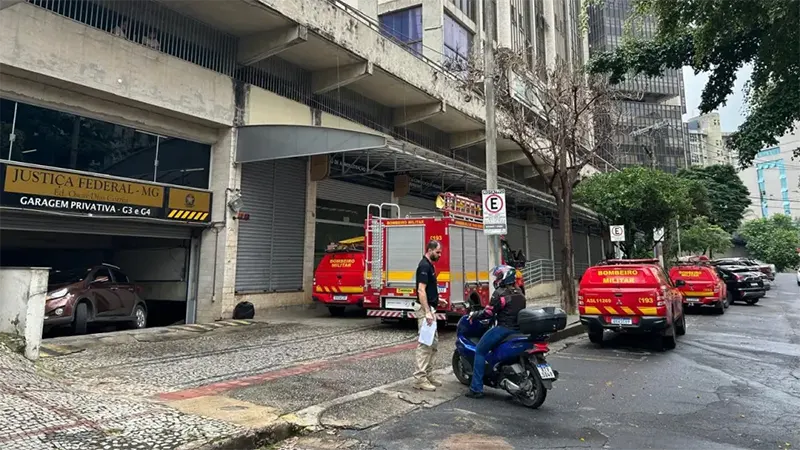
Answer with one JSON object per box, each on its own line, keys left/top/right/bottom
{"left": 235, "top": 159, "right": 307, "bottom": 293}
{"left": 317, "top": 179, "right": 391, "bottom": 205}
{"left": 0, "top": 210, "right": 192, "bottom": 239}
{"left": 526, "top": 224, "right": 551, "bottom": 260}
{"left": 476, "top": 230, "right": 489, "bottom": 282}
{"left": 506, "top": 219, "right": 525, "bottom": 252}
{"left": 385, "top": 225, "right": 424, "bottom": 287}
{"left": 590, "top": 236, "right": 604, "bottom": 264}
{"left": 448, "top": 226, "right": 464, "bottom": 303}
{"left": 573, "top": 232, "right": 590, "bottom": 265}
{"left": 463, "top": 228, "right": 478, "bottom": 283}
{"left": 553, "top": 230, "right": 564, "bottom": 263}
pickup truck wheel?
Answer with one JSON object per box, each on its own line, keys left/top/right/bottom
{"left": 72, "top": 302, "right": 89, "bottom": 335}
{"left": 675, "top": 310, "right": 687, "bottom": 336}
{"left": 327, "top": 306, "right": 346, "bottom": 316}
{"left": 660, "top": 323, "right": 677, "bottom": 351}
{"left": 588, "top": 330, "right": 603, "bottom": 345}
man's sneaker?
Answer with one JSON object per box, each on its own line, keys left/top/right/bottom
{"left": 413, "top": 380, "right": 437, "bottom": 391}
{"left": 465, "top": 390, "right": 484, "bottom": 399}
{"left": 427, "top": 377, "right": 443, "bottom": 387}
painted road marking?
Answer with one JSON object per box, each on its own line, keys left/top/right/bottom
{"left": 155, "top": 340, "right": 418, "bottom": 401}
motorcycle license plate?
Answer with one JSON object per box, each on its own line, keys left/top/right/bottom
{"left": 537, "top": 364, "right": 556, "bottom": 380}
{"left": 611, "top": 317, "right": 633, "bottom": 325}
{"left": 333, "top": 295, "right": 348, "bottom": 301}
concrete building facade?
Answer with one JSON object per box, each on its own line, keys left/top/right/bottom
{"left": 1, "top": 0, "right": 606, "bottom": 326}
{"left": 587, "top": 0, "right": 688, "bottom": 173}
{"left": 685, "top": 112, "right": 729, "bottom": 167}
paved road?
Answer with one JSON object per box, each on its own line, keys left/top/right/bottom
{"left": 292, "top": 274, "right": 800, "bottom": 450}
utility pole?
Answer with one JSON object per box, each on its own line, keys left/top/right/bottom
{"left": 483, "top": 0, "right": 501, "bottom": 276}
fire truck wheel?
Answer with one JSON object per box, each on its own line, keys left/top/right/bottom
{"left": 327, "top": 306, "right": 346, "bottom": 317}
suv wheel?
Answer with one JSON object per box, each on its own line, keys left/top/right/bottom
{"left": 725, "top": 291, "right": 733, "bottom": 307}
{"left": 72, "top": 302, "right": 89, "bottom": 335}
{"left": 130, "top": 304, "right": 147, "bottom": 329}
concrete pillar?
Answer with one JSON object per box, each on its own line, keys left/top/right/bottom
{"left": 196, "top": 127, "right": 240, "bottom": 323}
{"left": 303, "top": 158, "right": 318, "bottom": 301}
{"left": 0, "top": 267, "right": 48, "bottom": 361}
{"left": 422, "top": 0, "right": 444, "bottom": 64}
{"left": 496, "top": 0, "right": 512, "bottom": 48}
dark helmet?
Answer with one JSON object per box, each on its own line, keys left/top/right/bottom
{"left": 491, "top": 264, "right": 517, "bottom": 289}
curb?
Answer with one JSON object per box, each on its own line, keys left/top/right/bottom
{"left": 551, "top": 321, "right": 585, "bottom": 342}
{"left": 178, "top": 420, "right": 299, "bottom": 450}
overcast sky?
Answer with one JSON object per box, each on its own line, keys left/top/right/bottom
{"left": 682, "top": 65, "right": 752, "bottom": 132}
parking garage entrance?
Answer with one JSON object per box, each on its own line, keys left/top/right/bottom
{"left": 0, "top": 161, "right": 210, "bottom": 335}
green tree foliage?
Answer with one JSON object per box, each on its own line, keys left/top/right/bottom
{"left": 585, "top": 0, "right": 800, "bottom": 168}
{"left": 677, "top": 165, "right": 751, "bottom": 233}
{"left": 739, "top": 214, "right": 800, "bottom": 271}
{"left": 575, "top": 167, "right": 697, "bottom": 257}
{"left": 680, "top": 216, "right": 732, "bottom": 257}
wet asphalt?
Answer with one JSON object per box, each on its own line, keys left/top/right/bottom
{"left": 327, "top": 274, "right": 800, "bottom": 450}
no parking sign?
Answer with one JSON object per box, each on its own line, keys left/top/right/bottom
{"left": 482, "top": 189, "right": 507, "bottom": 235}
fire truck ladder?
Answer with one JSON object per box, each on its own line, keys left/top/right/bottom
{"left": 437, "top": 192, "right": 484, "bottom": 225}
{"left": 365, "top": 203, "right": 400, "bottom": 290}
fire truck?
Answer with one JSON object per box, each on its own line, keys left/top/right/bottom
{"left": 362, "top": 192, "right": 525, "bottom": 323}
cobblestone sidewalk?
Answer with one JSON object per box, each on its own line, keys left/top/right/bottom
{"left": 0, "top": 342, "right": 243, "bottom": 450}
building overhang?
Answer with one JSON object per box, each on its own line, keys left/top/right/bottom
{"left": 235, "top": 125, "right": 388, "bottom": 163}
{"left": 330, "top": 140, "right": 599, "bottom": 220}
{"left": 234, "top": 126, "right": 598, "bottom": 221}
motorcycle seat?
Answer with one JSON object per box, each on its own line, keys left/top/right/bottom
{"left": 501, "top": 333, "right": 528, "bottom": 343}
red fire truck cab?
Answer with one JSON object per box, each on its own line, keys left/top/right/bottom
{"left": 362, "top": 192, "right": 524, "bottom": 324}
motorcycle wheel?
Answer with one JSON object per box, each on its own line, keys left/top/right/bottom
{"left": 452, "top": 350, "right": 471, "bottom": 386}
{"left": 518, "top": 360, "right": 547, "bottom": 409}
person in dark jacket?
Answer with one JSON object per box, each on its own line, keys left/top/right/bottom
{"left": 465, "top": 264, "right": 527, "bottom": 399}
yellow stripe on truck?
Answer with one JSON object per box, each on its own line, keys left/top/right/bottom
{"left": 620, "top": 306, "right": 636, "bottom": 315}
{"left": 604, "top": 306, "right": 619, "bottom": 315}
{"left": 638, "top": 307, "right": 658, "bottom": 315}
{"left": 385, "top": 271, "right": 451, "bottom": 282}
{"left": 583, "top": 306, "right": 603, "bottom": 314}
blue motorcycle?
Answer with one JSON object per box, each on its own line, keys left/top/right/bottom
{"left": 452, "top": 306, "right": 567, "bottom": 408}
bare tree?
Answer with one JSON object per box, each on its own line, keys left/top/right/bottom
{"left": 454, "top": 49, "right": 624, "bottom": 313}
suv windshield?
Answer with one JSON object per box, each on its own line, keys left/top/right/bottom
{"left": 49, "top": 268, "right": 91, "bottom": 285}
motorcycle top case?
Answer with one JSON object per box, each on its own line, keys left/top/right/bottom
{"left": 518, "top": 307, "right": 568, "bottom": 335}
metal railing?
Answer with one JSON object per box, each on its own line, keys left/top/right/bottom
{"left": 522, "top": 259, "right": 559, "bottom": 286}
{"left": 523, "top": 259, "right": 592, "bottom": 287}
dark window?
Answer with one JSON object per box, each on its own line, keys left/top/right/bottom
{"left": 444, "top": 14, "right": 473, "bottom": 68}
{"left": 448, "top": 0, "right": 475, "bottom": 20}
{"left": 111, "top": 269, "right": 130, "bottom": 283}
{"left": 92, "top": 268, "right": 112, "bottom": 283}
{"left": 0, "top": 98, "right": 211, "bottom": 189}
{"left": 379, "top": 7, "right": 423, "bottom": 55}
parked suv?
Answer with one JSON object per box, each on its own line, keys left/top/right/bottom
{"left": 578, "top": 259, "right": 686, "bottom": 351}
{"left": 714, "top": 265, "right": 766, "bottom": 305}
{"left": 44, "top": 264, "right": 148, "bottom": 334}
{"left": 713, "top": 258, "right": 775, "bottom": 281}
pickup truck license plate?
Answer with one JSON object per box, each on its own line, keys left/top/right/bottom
{"left": 385, "top": 298, "right": 415, "bottom": 310}
{"left": 333, "top": 295, "right": 348, "bottom": 301}
{"left": 537, "top": 364, "right": 556, "bottom": 380}
{"left": 611, "top": 317, "right": 633, "bottom": 325}
{"left": 750, "top": 282, "right": 759, "bottom": 287}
